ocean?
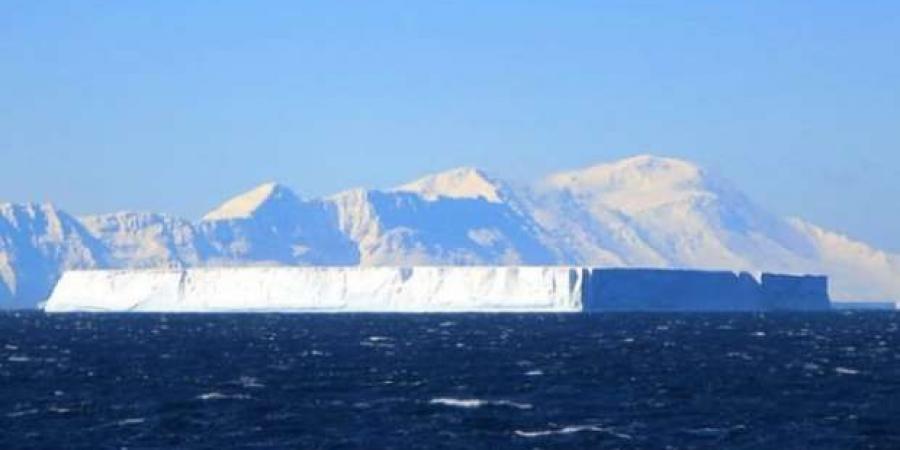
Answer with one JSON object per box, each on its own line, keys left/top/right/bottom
{"left": 1, "top": 312, "right": 898, "bottom": 449}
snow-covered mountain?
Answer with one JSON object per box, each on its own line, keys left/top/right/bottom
{"left": 330, "top": 167, "right": 556, "bottom": 265}
{"left": 80, "top": 212, "right": 208, "bottom": 269}
{"left": 2, "top": 155, "right": 899, "bottom": 308}
{"left": 530, "top": 156, "right": 819, "bottom": 270}
{"left": 0, "top": 204, "right": 108, "bottom": 308}
{"left": 199, "top": 182, "right": 358, "bottom": 266}
{"left": 526, "top": 156, "right": 900, "bottom": 300}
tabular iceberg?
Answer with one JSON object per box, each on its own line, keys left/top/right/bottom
{"left": 42, "top": 266, "right": 831, "bottom": 313}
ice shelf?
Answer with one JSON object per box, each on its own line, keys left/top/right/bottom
{"left": 42, "top": 266, "right": 831, "bottom": 313}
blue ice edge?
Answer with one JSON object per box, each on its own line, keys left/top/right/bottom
{"left": 41, "top": 266, "right": 836, "bottom": 313}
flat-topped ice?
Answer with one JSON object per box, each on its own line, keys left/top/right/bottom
{"left": 43, "top": 266, "right": 831, "bottom": 313}
{"left": 43, "top": 266, "right": 584, "bottom": 313}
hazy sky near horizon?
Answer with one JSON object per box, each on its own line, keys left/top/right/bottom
{"left": 2, "top": 2, "right": 899, "bottom": 250}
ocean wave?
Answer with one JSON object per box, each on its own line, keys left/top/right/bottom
{"left": 117, "top": 418, "right": 146, "bottom": 426}
{"left": 514, "top": 425, "right": 632, "bottom": 439}
{"left": 429, "top": 398, "right": 532, "bottom": 410}
{"left": 6, "top": 408, "right": 38, "bottom": 418}
{"left": 835, "top": 367, "right": 860, "bottom": 375}
{"left": 197, "top": 392, "right": 251, "bottom": 401}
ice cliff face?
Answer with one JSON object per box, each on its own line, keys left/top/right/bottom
{"left": 43, "top": 267, "right": 829, "bottom": 313}
{"left": 44, "top": 266, "right": 585, "bottom": 313}
{"left": 3, "top": 154, "right": 900, "bottom": 308}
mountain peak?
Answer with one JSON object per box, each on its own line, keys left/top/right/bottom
{"left": 393, "top": 167, "right": 505, "bottom": 203}
{"left": 616, "top": 154, "right": 700, "bottom": 170}
{"left": 545, "top": 155, "right": 706, "bottom": 192}
{"left": 0, "top": 202, "right": 65, "bottom": 223}
{"left": 540, "top": 155, "right": 716, "bottom": 215}
{"left": 202, "top": 182, "right": 299, "bottom": 221}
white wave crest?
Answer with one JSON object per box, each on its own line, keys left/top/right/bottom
{"left": 429, "top": 398, "right": 532, "bottom": 410}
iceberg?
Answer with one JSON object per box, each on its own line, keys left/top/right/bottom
{"left": 43, "top": 266, "right": 831, "bottom": 313}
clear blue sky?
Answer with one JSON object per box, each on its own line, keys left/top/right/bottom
{"left": 2, "top": 1, "right": 899, "bottom": 250}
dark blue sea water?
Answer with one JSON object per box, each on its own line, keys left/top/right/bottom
{"left": 1, "top": 312, "right": 899, "bottom": 449}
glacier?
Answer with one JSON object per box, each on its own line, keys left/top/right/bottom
{"left": 43, "top": 266, "right": 830, "bottom": 313}
{"left": 4, "top": 155, "right": 900, "bottom": 308}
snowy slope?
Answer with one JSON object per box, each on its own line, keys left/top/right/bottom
{"left": 81, "top": 212, "right": 210, "bottom": 268}
{"left": 787, "top": 219, "right": 900, "bottom": 300}
{"left": 533, "top": 156, "right": 814, "bottom": 268}
{"left": 198, "top": 182, "right": 358, "bottom": 266}
{"left": 526, "top": 156, "right": 899, "bottom": 300}
{"left": 394, "top": 167, "right": 506, "bottom": 203}
{"left": 3, "top": 154, "right": 900, "bottom": 308}
{"left": 0, "top": 203, "right": 107, "bottom": 308}
{"left": 330, "top": 168, "right": 556, "bottom": 265}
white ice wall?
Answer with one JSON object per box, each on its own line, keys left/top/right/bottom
{"left": 43, "top": 266, "right": 584, "bottom": 313}
{"left": 44, "top": 269, "right": 183, "bottom": 312}
{"left": 43, "top": 266, "right": 830, "bottom": 313}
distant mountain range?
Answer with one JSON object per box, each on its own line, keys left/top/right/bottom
{"left": 2, "top": 155, "right": 898, "bottom": 308}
